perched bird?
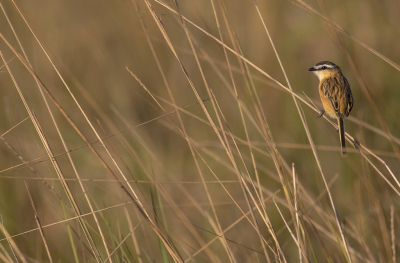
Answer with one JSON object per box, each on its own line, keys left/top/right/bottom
{"left": 308, "top": 61, "right": 353, "bottom": 157}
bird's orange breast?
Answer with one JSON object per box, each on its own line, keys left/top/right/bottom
{"left": 319, "top": 82, "right": 337, "bottom": 119}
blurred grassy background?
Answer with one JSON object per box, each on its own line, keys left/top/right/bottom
{"left": 0, "top": 0, "right": 399, "bottom": 262}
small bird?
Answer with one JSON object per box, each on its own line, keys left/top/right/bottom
{"left": 308, "top": 61, "right": 353, "bottom": 157}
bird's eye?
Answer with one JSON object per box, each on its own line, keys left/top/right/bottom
{"left": 321, "top": 66, "right": 327, "bottom": 69}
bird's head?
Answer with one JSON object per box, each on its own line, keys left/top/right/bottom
{"left": 308, "top": 61, "right": 341, "bottom": 81}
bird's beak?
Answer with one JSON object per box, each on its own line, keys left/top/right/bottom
{"left": 308, "top": 67, "right": 316, "bottom": 71}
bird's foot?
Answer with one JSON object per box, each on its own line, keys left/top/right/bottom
{"left": 317, "top": 110, "right": 325, "bottom": 118}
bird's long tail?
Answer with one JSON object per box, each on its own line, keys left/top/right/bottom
{"left": 338, "top": 117, "right": 346, "bottom": 157}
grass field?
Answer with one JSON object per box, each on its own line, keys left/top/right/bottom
{"left": 0, "top": 0, "right": 399, "bottom": 262}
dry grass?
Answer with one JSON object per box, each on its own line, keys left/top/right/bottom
{"left": 0, "top": 0, "right": 399, "bottom": 262}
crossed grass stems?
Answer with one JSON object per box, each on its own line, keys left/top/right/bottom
{"left": 0, "top": 0, "right": 399, "bottom": 262}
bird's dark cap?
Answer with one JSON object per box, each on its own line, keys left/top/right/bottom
{"left": 308, "top": 61, "right": 339, "bottom": 71}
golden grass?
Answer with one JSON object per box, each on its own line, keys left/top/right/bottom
{"left": 0, "top": 0, "right": 399, "bottom": 262}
